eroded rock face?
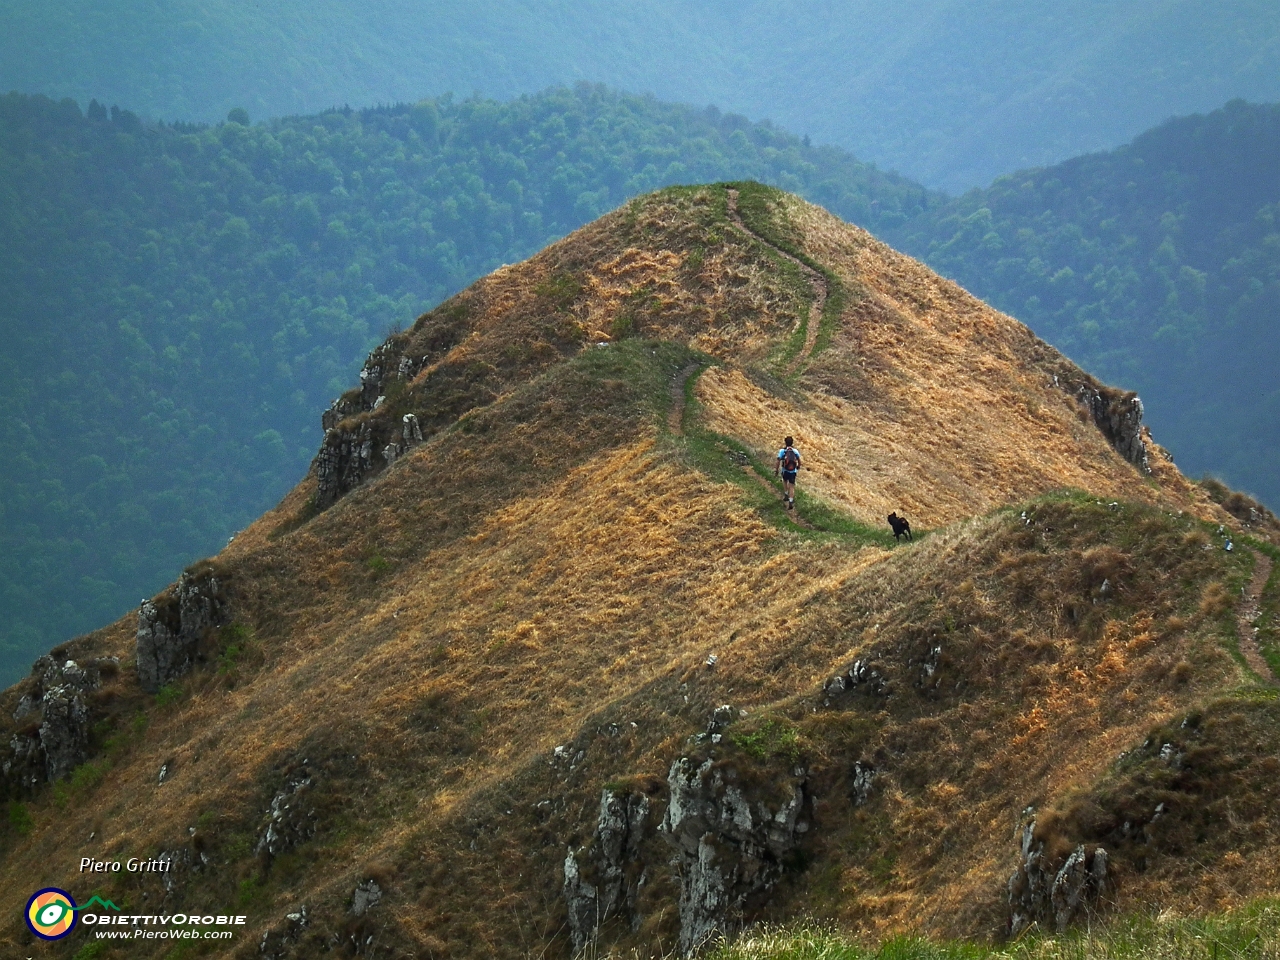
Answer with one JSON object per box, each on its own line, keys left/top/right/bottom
{"left": 1054, "top": 374, "right": 1150, "bottom": 472}
{"left": 315, "top": 343, "right": 429, "bottom": 508}
{"left": 315, "top": 421, "right": 378, "bottom": 508}
{"left": 2, "top": 656, "right": 116, "bottom": 787}
{"left": 259, "top": 905, "right": 308, "bottom": 959}
{"left": 564, "top": 788, "right": 651, "bottom": 952}
{"left": 136, "top": 570, "right": 223, "bottom": 693}
{"left": 39, "top": 685, "right": 91, "bottom": 781}
{"left": 661, "top": 757, "right": 809, "bottom": 955}
{"left": 1008, "top": 819, "right": 1108, "bottom": 935}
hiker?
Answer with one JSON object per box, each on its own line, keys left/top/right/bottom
{"left": 775, "top": 436, "right": 802, "bottom": 509}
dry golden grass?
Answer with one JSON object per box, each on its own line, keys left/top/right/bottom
{"left": 1, "top": 185, "right": 1275, "bottom": 959}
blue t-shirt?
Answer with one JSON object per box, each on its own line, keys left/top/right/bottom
{"left": 777, "top": 447, "right": 802, "bottom": 473}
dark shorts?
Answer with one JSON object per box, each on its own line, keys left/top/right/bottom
{"left": 781, "top": 470, "right": 797, "bottom": 483}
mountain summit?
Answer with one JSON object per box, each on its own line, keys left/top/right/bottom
{"left": 2, "top": 185, "right": 1277, "bottom": 957}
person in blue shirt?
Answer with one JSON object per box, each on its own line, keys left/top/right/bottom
{"left": 775, "top": 436, "right": 802, "bottom": 509}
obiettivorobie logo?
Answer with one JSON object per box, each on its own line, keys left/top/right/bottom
{"left": 25, "top": 887, "right": 247, "bottom": 944}
{"left": 25, "top": 888, "right": 119, "bottom": 940}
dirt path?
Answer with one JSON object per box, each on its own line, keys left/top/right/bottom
{"left": 1238, "top": 550, "right": 1276, "bottom": 684}
{"left": 718, "top": 443, "right": 814, "bottom": 530}
{"left": 670, "top": 352, "right": 811, "bottom": 528}
{"left": 668, "top": 362, "right": 703, "bottom": 435}
{"left": 726, "top": 188, "right": 827, "bottom": 375}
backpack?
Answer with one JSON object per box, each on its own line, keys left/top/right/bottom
{"left": 781, "top": 447, "right": 800, "bottom": 471}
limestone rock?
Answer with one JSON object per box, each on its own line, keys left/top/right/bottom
{"left": 136, "top": 570, "right": 223, "bottom": 693}
{"left": 661, "top": 756, "right": 809, "bottom": 955}
{"left": 39, "top": 686, "right": 90, "bottom": 781}
{"left": 564, "top": 787, "right": 650, "bottom": 953}
{"left": 403, "top": 413, "right": 423, "bottom": 444}
{"left": 850, "top": 761, "right": 876, "bottom": 806}
{"left": 823, "top": 659, "right": 888, "bottom": 706}
{"left": 315, "top": 422, "right": 378, "bottom": 509}
{"left": 3, "top": 656, "right": 115, "bottom": 787}
{"left": 1008, "top": 819, "right": 1108, "bottom": 935}
{"left": 1058, "top": 376, "right": 1150, "bottom": 472}
{"left": 259, "top": 905, "right": 308, "bottom": 959}
{"left": 315, "top": 340, "right": 429, "bottom": 507}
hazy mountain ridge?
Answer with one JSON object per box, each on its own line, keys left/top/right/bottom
{"left": 1, "top": 185, "right": 1277, "bottom": 958}
{"left": 4, "top": 0, "right": 1280, "bottom": 189}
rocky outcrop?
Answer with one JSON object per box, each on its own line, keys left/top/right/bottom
{"left": 850, "top": 761, "right": 877, "bottom": 807}
{"left": 259, "top": 905, "right": 308, "bottom": 959}
{"left": 136, "top": 569, "right": 223, "bottom": 693}
{"left": 316, "top": 341, "right": 430, "bottom": 508}
{"left": 1053, "top": 373, "right": 1150, "bottom": 472}
{"left": 3, "top": 656, "right": 117, "bottom": 787}
{"left": 315, "top": 420, "right": 379, "bottom": 508}
{"left": 1008, "top": 819, "right": 1108, "bottom": 935}
{"left": 822, "top": 659, "right": 888, "bottom": 706}
{"left": 321, "top": 343, "right": 428, "bottom": 432}
{"left": 257, "top": 771, "right": 318, "bottom": 861}
{"left": 351, "top": 879, "right": 382, "bottom": 916}
{"left": 39, "top": 685, "right": 91, "bottom": 781}
{"left": 564, "top": 788, "right": 651, "bottom": 952}
{"left": 661, "top": 756, "right": 809, "bottom": 955}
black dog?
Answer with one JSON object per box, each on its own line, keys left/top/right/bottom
{"left": 887, "top": 512, "right": 912, "bottom": 542}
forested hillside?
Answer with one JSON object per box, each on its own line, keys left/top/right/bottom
{"left": 890, "top": 99, "right": 1280, "bottom": 509}
{"left": 0, "top": 86, "right": 934, "bottom": 683}
{"left": 4, "top": 0, "right": 1279, "bottom": 189}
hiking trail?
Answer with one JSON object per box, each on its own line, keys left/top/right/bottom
{"left": 1239, "top": 549, "right": 1276, "bottom": 685}
{"left": 726, "top": 187, "right": 828, "bottom": 375}
{"left": 668, "top": 361, "right": 703, "bottom": 435}
{"left": 671, "top": 361, "right": 813, "bottom": 528}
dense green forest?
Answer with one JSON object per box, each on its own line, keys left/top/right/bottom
{"left": 890, "top": 99, "right": 1280, "bottom": 510}
{"left": 4, "top": 0, "right": 1279, "bottom": 189}
{"left": 0, "top": 86, "right": 935, "bottom": 683}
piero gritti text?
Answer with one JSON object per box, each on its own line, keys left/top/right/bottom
{"left": 80, "top": 856, "right": 172, "bottom": 873}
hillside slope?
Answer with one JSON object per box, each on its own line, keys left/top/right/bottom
{"left": 890, "top": 99, "right": 1280, "bottom": 509}
{"left": 1, "top": 185, "right": 1277, "bottom": 959}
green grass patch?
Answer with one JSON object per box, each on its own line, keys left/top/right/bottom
{"left": 217, "top": 621, "right": 261, "bottom": 680}
{"left": 1248, "top": 538, "right": 1280, "bottom": 677}
{"left": 667, "top": 360, "right": 893, "bottom": 545}
{"left": 237, "top": 874, "right": 267, "bottom": 909}
{"left": 7, "top": 800, "right": 33, "bottom": 835}
{"left": 155, "top": 683, "right": 184, "bottom": 707}
{"left": 701, "top": 900, "right": 1280, "bottom": 959}
{"left": 674, "top": 412, "right": 898, "bottom": 547}
{"left": 731, "top": 717, "right": 801, "bottom": 763}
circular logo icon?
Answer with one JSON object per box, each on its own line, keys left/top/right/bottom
{"left": 26, "top": 887, "right": 78, "bottom": 940}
